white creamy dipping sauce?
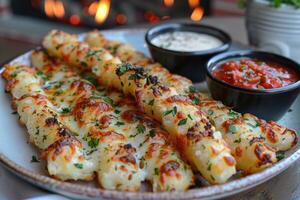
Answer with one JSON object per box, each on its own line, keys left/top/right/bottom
{"left": 151, "top": 31, "right": 223, "bottom": 52}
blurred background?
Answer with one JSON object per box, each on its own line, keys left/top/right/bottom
{"left": 0, "top": 0, "right": 244, "bottom": 61}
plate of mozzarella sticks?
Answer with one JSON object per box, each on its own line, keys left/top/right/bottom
{"left": 0, "top": 28, "right": 299, "bottom": 200}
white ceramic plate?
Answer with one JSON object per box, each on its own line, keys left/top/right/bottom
{"left": 1, "top": 29, "right": 300, "bottom": 200}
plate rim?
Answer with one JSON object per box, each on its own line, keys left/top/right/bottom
{"left": 1, "top": 29, "right": 300, "bottom": 200}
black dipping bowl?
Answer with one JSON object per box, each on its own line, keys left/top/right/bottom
{"left": 145, "top": 22, "right": 231, "bottom": 82}
{"left": 206, "top": 51, "right": 300, "bottom": 121}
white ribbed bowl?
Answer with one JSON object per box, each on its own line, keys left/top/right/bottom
{"left": 246, "top": 0, "right": 300, "bottom": 63}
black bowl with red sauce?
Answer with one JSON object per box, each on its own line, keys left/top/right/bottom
{"left": 206, "top": 51, "right": 300, "bottom": 120}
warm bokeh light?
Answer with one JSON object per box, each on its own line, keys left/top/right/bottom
{"left": 115, "top": 14, "right": 127, "bottom": 25}
{"left": 44, "top": 0, "right": 54, "bottom": 17}
{"left": 95, "top": 0, "right": 110, "bottom": 24}
{"left": 190, "top": 6, "right": 204, "bottom": 21}
{"left": 188, "top": 0, "right": 200, "bottom": 8}
{"left": 88, "top": 1, "right": 98, "bottom": 16}
{"left": 70, "top": 14, "right": 81, "bottom": 25}
{"left": 54, "top": 0, "right": 65, "bottom": 18}
{"left": 144, "top": 11, "right": 160, "bottom": 24}
{"left": 163, "top": 0, "right": 174, "bottom": 7}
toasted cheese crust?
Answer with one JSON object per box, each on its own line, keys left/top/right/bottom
{"left": 2, "top": 64, "right": 95, "bottom": 181}
{"left": 84, "top": 31, "right": 298, "bottom": 173}
{"left": 30, "top": 50, "right": 194, "bottom": 192}
{"left": 42, "top": 30, "right": 237, "bottom": 184}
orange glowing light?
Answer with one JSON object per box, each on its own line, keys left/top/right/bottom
{"left": 115, "top": 14, "right": 127, "bottom": 25}
{"left": 163, "top": 0, "right": 174, "bottom": 7}
{"left": 70, "top": 15, "right": 81, "bottom": 25}
{"left": 88, "top": 1, "right": 98, "bottom": 15}
{"left": 188, "top": 0, "right": 200, "bottom": 8}
{"left": 44, "top": 0, "right": 55, "bottom": 17}
{"left": 95, "top": 0, "right": 110, "bottom": 24}
{"left": 191, "top": 6, "right": 204, "bottom": 21}
{"left": 54, "top": 1, "right": 65, "bottom": 18}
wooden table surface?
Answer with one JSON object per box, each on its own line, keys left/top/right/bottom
{"left": 0, "top": 16, "right": 299, "bottom": 200}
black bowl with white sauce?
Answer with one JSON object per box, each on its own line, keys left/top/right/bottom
{"left": 145, "top": 22, "right": 231, "bottom": 82}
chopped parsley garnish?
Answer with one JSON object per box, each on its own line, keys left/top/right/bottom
{"left": 36, "top": 71, "right": 44, "bottom": 77}
{"left": 154, "top": 168, "right": 159, "bottom": 175}
{"left": 86, "top": 49, "right": 102, "bottom": 58}
{"left": 234, "top": 138, "right": 242, "bottom": 143}
{"left": 207, "top": 163, "right": 212, "bottom": 171}
{"left": 164, "top": 106, "right": 177, "bottom": 117}
{"left": 192, "top": 97, "right": 200, "bottom": 105}
{"left": 42, "top": 135, "right": 47, "bottom": 142}
{"left": 187, "top": 114, "right": 193, "bottom": 120}
{"left": 80, "top": 61, "right": 88, "bottom": 68}
{"left": 208, "top": 110, "right": 214, "bottom": 116}
{"left": 178, "top": 118, "right": 187, "bottom": 126}
{"left": 103, "top": 96, "right": 114, "bottom": 106}
{"left": 136, "top": 124, "right": 146, "bottom": 134}
{"left": 276, "top": 151, "right": 285, "bottom": 161}
{"left": 115, "top": 121, "right": 125, "bottom": 127}
{"left": 149, "top": 129, "right": 156, "bottom": 138}
{"left": 228, "top": 124, "right": 237, "bottom": 133}
{"left": 228, "top": 110, "right": 239, "bottom": 119}
{"left": 188, "top": 86, "right": 198, "bottom": 93}
{"left": 148, "top": 99, "right": 155, "bottom": 106}
{"left": 11, "top": 72, "right": 18, "bottom": 78}
{"left": 54, "top": 90, "right": 63, "bottom": 96}
{"left": 61, "top": 107, "right": 71, "bottom": 114}
{"left": 116, "top": 63, "right": 132, "bottom": 76}
{"left": 74, "top": 163, "right": 83, "bottom": 169}
{"left": 82, "top": 73, "right": 99, "bottom": 86}
{"left": 88, "top": 138, "right": 99, "bottom": 148}
{"left": 31, "top": 155, "right": 39, "bottom": 163}
{"left": 114, "top": 109, "right": 121, "bottom": 114}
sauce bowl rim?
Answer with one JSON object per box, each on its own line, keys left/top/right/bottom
{"left": 145, "top": 22, "right": 232, "bottom": 56}
{"left": 206, "top": 50, "right": 300, "bottom": 94}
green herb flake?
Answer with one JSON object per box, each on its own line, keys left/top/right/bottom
{"left": 163, "top": 106, "right": 177, "bottom": 117}
{"left": 11, "top": 72, "right": 18, "bottom": 78}
{"left": 74, "top": 163, "right": 83, "bottom": 169}
{"left": 61, "top": 107, "right": 71, "bottom": 114}
{"left": 149, "top": 129, "right": 156, "bottom": 138}
{"left": 115, "top": 121, "right": 125, "bottom": 127}
{"left": 207, "top": 163, "right": 212, "bottom": 171}
{"left": 148, "top": 99, "right": 155, "bottom": 106}
{"left": 31, "top": 155, "right": 39, "bottom": 163}
{"left": 234, "top": 138, "right": 242, "bottom": 143}
{"left": 208, "top": 110, "right": 214, "bottom": 116}
{"left": 103, "top": 96, "right": 114, "bottom": 106}
{"left": 187, "top": 114, "right": 193, "bottom": 120}
{"left": 116, "top": 63, "right": 131, "bottom": 76}
{"left": 276, "top": 151, "right": 285, "bottom": 161}
{"left": 178, "top": 118, "right": 187, "bottom": 126}
{"left": 114, "top": 109, "right": 121, "bottom": 114}
{"left": 192, "top": 97, "right": 200, "bottom": 105}
{"left": 229, "top": 124, "right": 237, "bottom": 133}
{"left": 228, "top": 110, "right": 239, "bottom": 119}
{"left": 136, "top": 124, "right": 146, "bottom": 134}
{"left": 88, "top": 138, "right": 100, "bottom": 148}
{"left": 189, "top": 86, "right": 198, "bottom": 93}
{"left": 154, "top": 168, "right": 159, "bottom": 175}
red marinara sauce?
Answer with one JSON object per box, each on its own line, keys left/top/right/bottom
{"left": 212, "top": 59, "right": 299, "bottom": 89}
